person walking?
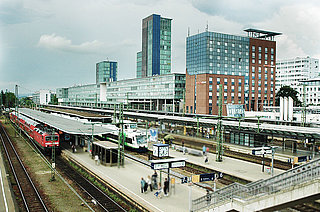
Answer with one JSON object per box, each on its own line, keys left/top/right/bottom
{"left": 206, "top": 146, "right": 209, "bottom": 155}
{"left": 164, "top": 178, "right": 169, "bottom": 196}
{"left": 147, "top": 176, "right": 153, "bottom": 192}
{"left": 154, "top": 182, "right": 163, "bottom": 198}
{"left": 140, "top": 177, "right": 146, "bottom": 193}
{"left": 206, "top": 190, "right": 211, "bottom": 205}
{"left": 202, "top": 145, "right": 206, "bottom": 156}
{"left": 204, "top": 155, "right": 209, "bottom": 163}
{"left": 72, "top": 145, "right": 75, "bottom": 153}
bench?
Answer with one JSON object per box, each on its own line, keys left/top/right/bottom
{"left": 175, "top": 145, "right": 188, "bottom": 154}
{"left": 188, "top": 149, "right": 202, "bottom": 157}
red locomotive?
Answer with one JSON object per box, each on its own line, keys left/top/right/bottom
{"left": 10, "top": 112, "right": 59, "bottom": 153}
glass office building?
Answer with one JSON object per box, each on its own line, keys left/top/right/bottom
{"left": 96, "top": 61, "right": 117, "bottom": 84}
{"left": 185, "top": 29, "right": 279, "bottom": 114}
{"left": 137, "top": 14, "right": 172, "bottom": 78}
{"left": 136, "top": 51, "right": 142, "bottom": 78}
{"left": 186, "top": 31, "right": 250, "bottom": 76}
{"left": 57, "top": 74, "right": 185, "bottom": 112}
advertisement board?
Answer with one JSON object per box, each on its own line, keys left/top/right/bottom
{"left": 149, "top": 128, "right": 158, "bottom": 142}
{"left": 227, "top": 104, "right": 245, "bottom": 118}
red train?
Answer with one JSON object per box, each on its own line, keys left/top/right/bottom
{"left": 10, "top": 112, "right": 60, "bottom": 153}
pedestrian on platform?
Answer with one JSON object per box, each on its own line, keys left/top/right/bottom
{"left": 206, "top": 147, "right": 209, "bottom": 155}
{"left": 152, "top": 171, "right": 158, "bottom": 189}
{"left": 204, "top": 156, "right": 209, "bottom": 163}
{"left": 202, "top": 145, "right": 206, "bottom": 156}
{"left": 154, "top": 182, "right": 163, "bottom": 198}
{"left": 206, "top": 190, "right": 211, "bottom": 205}
{"left": 141, "top": 177, "right": 146, "bottom": 193}
{"left": 72, "top": 145, "right": 75, "bottom": 153}
{"left": 94, "top": 155, "right": 99, "bottom": 165}
{"left": 164, "top": 178, "right": 169, "bottom": 196}
{"left": 147, "top": 176, "right": 153, "bottom": 192}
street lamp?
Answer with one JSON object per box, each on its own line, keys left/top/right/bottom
{"left": 83, "top": 122, "right": 101, "bottom": 153}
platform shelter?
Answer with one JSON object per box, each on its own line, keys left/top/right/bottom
{"left": 91, "top": 141, "right": 118, "bottom": 166}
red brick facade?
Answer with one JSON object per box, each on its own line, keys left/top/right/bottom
{"left": 186, "top": 71, "right": 245, "bottom": 115}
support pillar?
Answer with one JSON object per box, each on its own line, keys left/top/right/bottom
{"left": 75, "top": 135, "right": 79, "bottom": 146}
{"left": 164, "top": 99, "right": 167, "bottom": 112}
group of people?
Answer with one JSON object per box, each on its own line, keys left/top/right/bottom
{"left": 140, "top": 171, "right": 170, "bottom": 198}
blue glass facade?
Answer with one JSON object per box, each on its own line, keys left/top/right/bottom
{"left": 138, "top": 14, "right": 171, "bottom": 78}
{"left": 96, "top": 61, "right": 117, "bottom": 84}
{"left": 186, "top": 31, "right": 251, "bottom": 109}
{"left": 152, "top": 14, "right": 160, "bottom": 76}
{"left": 186, "top": 31, "right": 250, "bottom": 76}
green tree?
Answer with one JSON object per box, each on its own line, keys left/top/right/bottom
{"left": 49, "top": 94, "right": 58, "bottom": 105}
{"left": 275, "top": 85, "right": 302, "bottom": 106}
{"left": 20, "top": 97, "right": 33, "bottom": 107}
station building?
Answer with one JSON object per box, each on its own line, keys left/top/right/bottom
{"left": 57, "top": 73, "right": 185, "bottom": 112}
{"left": 185, "top": 29, "right": 280, "bottom": 115}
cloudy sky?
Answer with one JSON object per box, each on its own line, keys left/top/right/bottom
{"left": 1, "top": 0, "right": 320, "bottom": 94}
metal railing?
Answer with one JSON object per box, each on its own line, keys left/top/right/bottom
{"left": 192, "top": 157, "right": 320, "bottom": 211}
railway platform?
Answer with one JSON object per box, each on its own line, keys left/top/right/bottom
{"left": 166, "top": 133, "right": 319, "bottom": 162}
{"left": 63, "top": 149, "right": 206, "bottom": 212}
{"left": 167, "top": 144, "right": 285, "bottom": 182}
{"left": 0, "top": 147, "right": 16, "bottom": 212}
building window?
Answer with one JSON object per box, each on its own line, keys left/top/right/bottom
{"left": 258, "top": 46, "right": 262, "bottom": 53}
{"left": 271, "top": 48, "right": 274, "bottom": 54}
{"left": 252, "top": 45, "right": 255, "bottom": 52}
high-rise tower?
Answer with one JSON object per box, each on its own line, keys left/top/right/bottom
{"left": 137, "top": 14, "right": 172, "bottom": 78}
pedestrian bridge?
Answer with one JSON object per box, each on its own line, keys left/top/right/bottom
{"left": 192, "top": 158, "right": 320, "bottom": 212}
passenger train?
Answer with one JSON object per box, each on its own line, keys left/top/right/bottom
{"left": 101, "top": 121, "right": 148, "bottom": 152}
{"left": 10, "top": 112, "right": 60, "bottom": 153}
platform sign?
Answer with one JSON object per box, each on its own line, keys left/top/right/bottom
{"left": 200, "top": 173, "right": 215, "bottom": 182}
{"left": 151, "top": 163, "right": 169, "bottom": 170}
{"left": 171, "top": 161, "right": 185, "bottom": 168}
{"left": 181, "top": 177, "right": 189, "bottom": 184}
{"left": 192, "top": 175, "right": 200, "bottom": 183}
{"left": 252, "top": 147, "right": 272, "bottom": 155}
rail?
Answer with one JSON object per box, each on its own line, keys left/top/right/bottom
{"left": 191, "top": 157, "right": 320, "bottom": 211}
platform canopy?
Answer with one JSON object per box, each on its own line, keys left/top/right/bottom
{"left": 18, "top": 108, "right": 114, "bottom": 136}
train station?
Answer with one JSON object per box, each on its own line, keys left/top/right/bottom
{"left": 1, "top": 105, "right": 320, "bottom": 211}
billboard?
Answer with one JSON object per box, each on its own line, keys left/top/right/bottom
{"left": 226, "top": 104, "right": 245, "bottom": 118}
{"left": 149, "top": 128, "right": 158, "bottom": 142}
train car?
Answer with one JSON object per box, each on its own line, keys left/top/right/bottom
{"left": 101, "top": 121, "right": 148, "bottom": 152}
{"left": 10, "top": 112, "right": 59, "bottom": 153}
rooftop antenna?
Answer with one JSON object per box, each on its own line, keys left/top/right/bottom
{"left": 206, "top": 21, "right": 209, "bottom": 32}
{"left": 188, "top": 27, "right": 190, "bottom": 37}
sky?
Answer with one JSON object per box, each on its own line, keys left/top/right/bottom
{"left": 1, "top": 0, "right": 320, "bottom": 94}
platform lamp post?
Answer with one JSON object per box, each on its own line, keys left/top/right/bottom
{"left": 117, "top": 103, "right": 125, "bottom": 168}
{"left": 83, "top": 122, "right": 101, "bottom": 153}
{"left": 50, "top": 129, "right": 56, "bottom": 182}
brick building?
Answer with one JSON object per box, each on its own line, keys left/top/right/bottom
{"left": 185, "top": 29, "right": 281, "bottom": 115}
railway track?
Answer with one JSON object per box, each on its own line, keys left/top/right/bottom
{"left": 56, "top": 155, "right": 128, "bottom": 212}
{"left": 0, "top": 122, "right": 49, "bottom": 212}
{"left": 6, "top": 116, "right": 131, "bottom": 212}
